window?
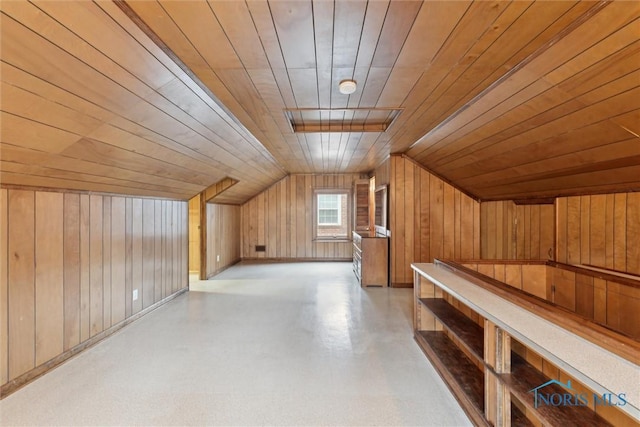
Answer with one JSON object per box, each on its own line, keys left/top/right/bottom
{"left": 317, "top": 194, "right": 341, "bottom": 225}
{"left": 314, "top": 190, "right": 350, "bottom": 240}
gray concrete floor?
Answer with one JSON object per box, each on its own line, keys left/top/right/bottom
{"left": 0, "top": 261, "right": 471, "bottom": 426}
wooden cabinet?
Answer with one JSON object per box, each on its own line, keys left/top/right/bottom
{"left": 412, "top": 261, "right": 638, "bottom": 427}
{"left": 352, "top": 231, "right": 388, "bottom": 287}
{"left": 353, "top": 179, "right": 370, "bottom": 231}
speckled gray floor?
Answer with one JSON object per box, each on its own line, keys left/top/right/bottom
{"left": 0, "top": 261, "right": 471, "bottom": 426}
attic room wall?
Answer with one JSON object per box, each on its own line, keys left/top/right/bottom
{"left": 387, "top": 155, "right": 481, "bottom": 287}
{"left": 241, "top": 174, "right": 365, "bottom": 260}
{"left": 557, "top": 193, "right": 640, "bottom": 276}
{"left": 0, "top": 188, "right": 187, "bottom": 394}
{"left": 205, "top": 203, "right": 241, "bottom": 278}
{"left": 480, "top": 201, "right": 555, "bottom": 260}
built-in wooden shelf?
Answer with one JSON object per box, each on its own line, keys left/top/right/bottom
{"left": 511, "top": 403, "right": 534, "bottom": 427}
{"left": 412, "top": 261, "right": 639, "bottom": 426}
{"left": 419, "top": 298, "right": 484, "bottom": 361}
{"left": 415, "top": 331, "right": 487, "bottom": 426}
{"left": 501, "top": 353, "right": 612, "bottom": 427}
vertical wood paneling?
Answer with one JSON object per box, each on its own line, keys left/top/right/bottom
{"left": 142, "top": 199, "right": 155, "bottom": 308}
{"left": 613, "top": 193, "right": 627, "bottom": 272}
{"left": 480, "top": 200, "right": 554, "bottom": 261}
{"left": 102, "top": 197, "right": 112, "bottom": 330}
{"left": 205, "top": 204, "right": 241, "bottom": 278}
{"left": 241, "top": 174, "right": 361, "bottom": 260}
{"left": 590, "top": 195, "right": 606, "bottom": 268}
{"left": 124, "top": 198, "right": 133, "bottom": 317}
{"left": 7, "top": 190, "right": 35, "bottom": 379}
{"left": 154, "top": 200, "right": 163, "bottom": 302}
{"left": 404, "top": 160, "right": 414, "bottom": 276}
{"left": 627, "top": 193, "right": 640, "bottom": 275}
{"left": 111, "top": 197, "right": 126, "bottom": 324}
{"left": 79, "top": 195, "right": 90, "bottom": 342}
{"left": 131, "top": 199, "right": 142, "bottom": 314}
{"left": 188, "top": 196, "right": 200, "bottom": 272}
{"left": 419, "top": 168, "right": 431, "bottom": 263}
{"left": 540, "top": 204, "right": 555, "bottom": 260}
{"left": 0, "top": 190, "right": 8, "bottom": 384}
{"left": 89, "top": 195, "right": 103, "bottom": 337}
{"left": 34, "top": 192, "right": 64, "bottom": 365}
{"left": 566, "top": 196, "right": 582, "bottom": 265}
{"left": 172, "top": 202, "right": 179, "bottom": 293}
{"left": 2, "top": 188, "right": 189, "bottom": 390}
{"left": 62, "top": 194, "right": 80, "bottom": 351}
{"left": 389, "top": 156, "right": 480, "bottom": 285}
{"left": 556, "top": 198, "right": 567, "bottom": 263}
{"left": 557, "top": 192, "right": 639, "bottom": 275}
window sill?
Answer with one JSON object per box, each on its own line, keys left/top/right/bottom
{"left": 313, "top": 238, "right": 352, "bottom": 243}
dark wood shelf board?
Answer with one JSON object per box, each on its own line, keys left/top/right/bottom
{"left": 511, "top": 402, "right": 535, "bottom": 427}
{"left": 500, "top": 353, "right": 612, "bottom": 427}
{"left": 419, "top": 298, "right": 484, "bottom": 361}
{"left": 415, "top": 331, "right": 489, "bottom": 427}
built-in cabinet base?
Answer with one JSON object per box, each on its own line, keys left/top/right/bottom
{"left": 352, "top": 231, "right": 388, "bottom": 287}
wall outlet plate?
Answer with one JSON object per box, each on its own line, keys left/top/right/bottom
{"left": 216, "top": 255, "right": 220, "bottom": 262}
{"left": 133, "top": 289, "right": 138, "bottom": 301}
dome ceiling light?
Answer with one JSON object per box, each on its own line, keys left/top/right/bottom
{"left": 338, "top": 79, "right": 357, "bottom": 95}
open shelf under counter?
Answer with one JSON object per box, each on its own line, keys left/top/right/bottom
{"left": 418, "top": 298, "right": 484, "bottom": 362}
{"left": 502, "top": 353, "right": 611, "bottom": 427}
{"left": 412, "top": 261, "right": 640, "bottom": 426}
{"left": 415, "top": 330, "right": 488, "bottom": 427}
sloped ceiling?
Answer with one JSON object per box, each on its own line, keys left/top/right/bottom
{"left": 1, "top": 1, "right": 639, "bottom": 203}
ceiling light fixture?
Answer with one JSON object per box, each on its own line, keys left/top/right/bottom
{"left": 338, "top": 79, "right": 357, "bottom": 95}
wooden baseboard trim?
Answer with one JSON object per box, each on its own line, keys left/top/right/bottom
{"left": 0, "top": 287, "right": 188, "bottom": 399}
{"left": 241, "top": 257, "right": 352, "bottom": 262}
{"left": 205, "top": 258, "right": 242, "bottom": 279}
{"left": 392, "top": 282, "right": 413, "bottom": 288}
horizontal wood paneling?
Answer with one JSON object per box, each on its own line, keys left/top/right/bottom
{"left": 0, "top": 187, "right": 187, "bottom": 391}
{"left": 557, "top": 192, "right": 640, "bottom": 276}
{"left": 480, "top": 200, "right": 555, "bottom": 260}
{"left": 389, "top": 156, "right": 480, "bottom": 286}
{"left": 241, "top": 174, "right": 364, "bottom": 260}
{"left": 205, "top": 204, "right": 241, "bottom": 278}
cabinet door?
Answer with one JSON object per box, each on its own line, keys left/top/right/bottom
{"left": 353, "top": 180, "right": 370, "bottom": 231}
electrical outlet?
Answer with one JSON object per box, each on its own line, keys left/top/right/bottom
{"left": 132, "top": 289, "right": 138, "bottom": 301}
{"left": 216, "top": 255, "right": 220, "bottom": 262}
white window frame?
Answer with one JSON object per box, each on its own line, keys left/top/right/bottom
{"left": 313, "top": 189, "right": 352, "bottom": 241}
{"left": 317, "top": 194, "right": 342, "bottom": 226}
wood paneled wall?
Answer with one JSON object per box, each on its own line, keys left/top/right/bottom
{"left": 188, "top": 195, "right": 200, "bottom": 273}
{"left": 557, "top": 193, "right": 640, "bottom": 276}
{"left": 387, "top": 155, "right": 480, "bottom": 286}
{"left": 205, "top": 204, "right": 241, "bottom": 278}
{"left": 462, "top": 261, "right": 548, "bottom": 300}
{"left": 0, "top": 188, "right": 187, "bottom": 388}
{"left": 241, "top": 174, "right": 365, "bottom": 260}
{"left": 373, "top": 158, "right": 390, "bottom": 187}
{"left": 480, "top": 201, "right": 555, "bottom": 260}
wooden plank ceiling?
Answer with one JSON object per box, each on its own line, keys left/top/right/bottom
{"left": 1, "top": 1, "right": 639, "bottom": 202}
